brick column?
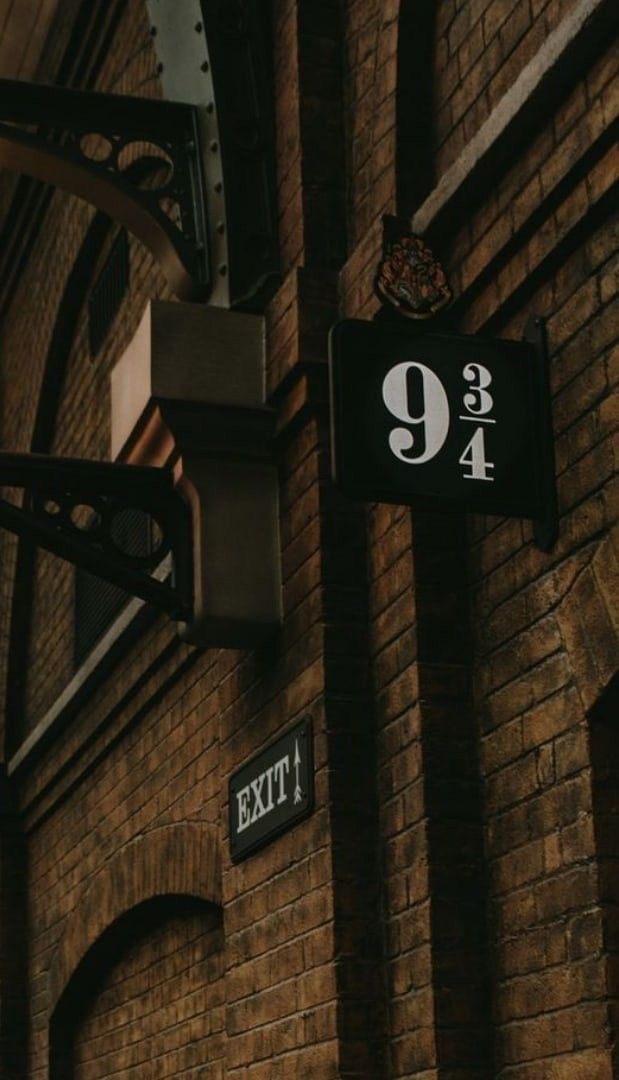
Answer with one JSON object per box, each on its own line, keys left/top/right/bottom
{"left": 413, "top": 513, "right": 493, "bottom": 1079}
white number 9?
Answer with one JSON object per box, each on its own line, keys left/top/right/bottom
{"left": 382, "top": 361, "right": 450, "bottom": 464}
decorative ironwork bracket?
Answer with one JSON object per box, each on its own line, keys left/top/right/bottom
{"left": 0, "top": 452, "right": 192, "bottom": 619}
{"left": 0, "top": 78, "right": 209, "bottom": 301}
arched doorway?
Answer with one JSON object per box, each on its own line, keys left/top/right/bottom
{"left": 50, "top": 894, "right": 224, "bottom": 1079}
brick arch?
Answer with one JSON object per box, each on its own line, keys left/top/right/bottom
{"left": 48, "top": 821, "right": 221, "bottom": 1015}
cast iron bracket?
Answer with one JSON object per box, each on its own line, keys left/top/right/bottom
{"left": 0, "top": 78, "right": 209, "bottom": 301}
{"left": 0, "top": 452, "right": 192, "bottom": 619}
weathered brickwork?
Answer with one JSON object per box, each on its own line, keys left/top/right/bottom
{"left": 433, "top": 0, "right": 585, "bottom": 177}
{"left": 0, "top": 0, "right": 616, "bottom": 1078}
{"left": 466, "top": 208, "right": 617, "bottom": 1073}
{"left": 343, "top": 0, "right": 399, "bottom": 248}
{"left": 54, "top": 902, "right": 225, "bottom": 1078}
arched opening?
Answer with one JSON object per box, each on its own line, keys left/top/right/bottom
{"left": 50, "top": 895, "right": 224, "bottom": 1079}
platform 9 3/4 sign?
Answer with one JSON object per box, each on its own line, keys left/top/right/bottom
{"left": 329, "top": 319, "right": 554, "bottom": 521}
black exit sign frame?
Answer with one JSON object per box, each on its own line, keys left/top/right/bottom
{"left": 229, "top": 717, "right": 314, "bottom": 863}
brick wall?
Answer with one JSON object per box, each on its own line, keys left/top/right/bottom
{"left": 343, "top": 0, "right": 399, "bottom": 249}
{"left": 0, "top": 0, "right": 168, "bottom": 732}
{"left": 338, "top": 0, "right": 617, "bottom": 1077}
{"left": 1, "top": 3, "right": 373, "bottom": 1074}
{"left": 0, "top": 0, "right": 616, "bottom": 1077}
{"left": 433, "top": 0, "right": 584, "bottom": 177}
{"left": 51, "top": 899, "right": 224, "bottom": 1079}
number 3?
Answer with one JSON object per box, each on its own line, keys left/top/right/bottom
{"left": 462, "top": 363, "right": 493, "bottom": 415}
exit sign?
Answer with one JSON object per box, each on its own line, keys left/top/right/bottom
{"left": 229, "top": 718, "right": 314, "bottom": 862}
{"left": 329, "top": 318, "right": 557, "bottom": 542}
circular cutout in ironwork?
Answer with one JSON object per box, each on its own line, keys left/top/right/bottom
{"left": 42, "top": 497, "right": 63, "bottom": 517}
{"left": 79, "top": 133, "right": 114, "bottom": 163}
{"left": 107, "top": 507, "right": 168, "bottom": 568}
{"left": 149, "top": 517, "right": 165, "bottom": 558}
{"left": 116, "top": 142, "right": 174, "bottom": 190}
{"left": 70, "top": 503, "right": 102, "bottom": 533}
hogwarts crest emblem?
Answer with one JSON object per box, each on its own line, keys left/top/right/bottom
{"left": 375, "top": 218, "right": 452, "bottom": 320}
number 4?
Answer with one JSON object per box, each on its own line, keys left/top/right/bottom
{"left": 459, "top": 426, "right": 494, "bottom": 481}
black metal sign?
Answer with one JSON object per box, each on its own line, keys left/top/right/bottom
{"left": 329, "top": 318, "right": 557, "bottom": 546}
{"left": 229, "top": 717, "right": 314, "bottom": 862}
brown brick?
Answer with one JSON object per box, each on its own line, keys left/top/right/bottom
{"left": 522, "top": 686, "right": 583, "bottom": 750}
{"left": 482, "top": 0, "right": 512, "bottom": 45}
{"left": 499, "top": 1, "right": 532, "bottom": 59}
{"left": 0, "top": 3, "right": 616, "bottom": 1078}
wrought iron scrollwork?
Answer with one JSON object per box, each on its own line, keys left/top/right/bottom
{"left": 0, "top": 78, "right": 209, "bottom": 301}
{"left": 0, "top": 452, "right": 192, "bottom": 618}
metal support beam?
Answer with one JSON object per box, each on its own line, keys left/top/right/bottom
{"left": 0, "top": 79, "right": 209, "bottom": 301}
{"left": 148, "top": 0, "right": 280, "bottom": 308}
{"left": 0, "top": 452, "right": 192, "bottom": 617}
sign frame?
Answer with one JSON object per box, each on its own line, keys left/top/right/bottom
{"left": 228, "top": 716, "right": 314, "bottom": 863}
{"left": 329, "top": 315, "right": 558, "bottom": 550}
